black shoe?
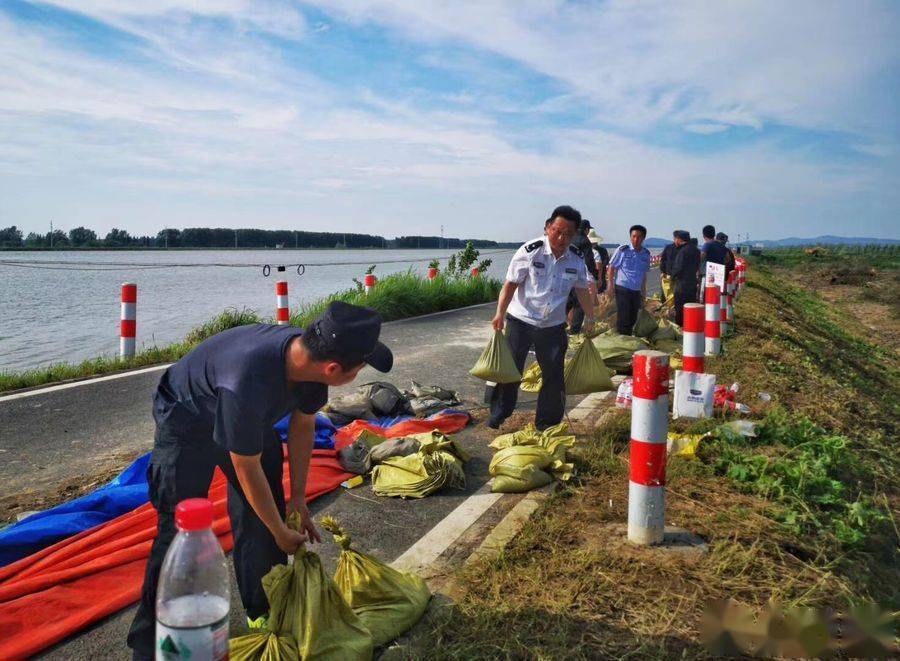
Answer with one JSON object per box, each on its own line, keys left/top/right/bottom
{"left": 487, "top": 418, "right": 502, "bottom": 430}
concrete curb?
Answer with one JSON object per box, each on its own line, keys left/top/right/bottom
{"left": 380, "top": 388, "right": 613, "bottom": 659}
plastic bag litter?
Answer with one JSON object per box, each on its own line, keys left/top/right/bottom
{"left": 320, "top": 517, "right": 431, "bottom": 648}
{"left": 564, "top": 337, "right": 614, "bottom": 394}
{"left": 229, "top": 512, "right": 373, "bottom": 661}
{"left": 667, "top": 433, "right": 702, "bottom": 458}
{"left": 632, "top": 308, "right": 659, "bottom": 338}
{"left": 469, "top": 330, "right": 522, "bottom": 383}
{"left": 519, "top": 361, "right": 542, "bottom": 393}
{"left": 371, "top": 433, "right": 466, "bottom": 498}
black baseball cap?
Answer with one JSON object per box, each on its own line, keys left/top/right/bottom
{"left": 310, "top": 301, "right": 393, "bottom": 372}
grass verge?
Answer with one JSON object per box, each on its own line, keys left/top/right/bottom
{"left": 422, "top": 252, "right": 899, "bottom": 659}
{"left": 0, "top": 271, "right": 501, "bottom": 393}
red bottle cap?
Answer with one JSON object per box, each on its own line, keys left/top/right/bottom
{"left": 175, "top": 498, "right": 214, "bottom": 531}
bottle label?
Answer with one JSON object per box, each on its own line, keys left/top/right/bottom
{"left": 156, "top": 615, "right": 228, "bottom": 661}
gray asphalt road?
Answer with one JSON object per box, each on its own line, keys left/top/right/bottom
{"left": 2, "top": 271, "right": 661, "bottom": 659}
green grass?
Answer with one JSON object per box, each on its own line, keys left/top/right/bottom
{"left": 758, "top": 243, "right": 900, "bottom": 269}
{"left": 0, "top": 270, "right": 501, "bottom": 393}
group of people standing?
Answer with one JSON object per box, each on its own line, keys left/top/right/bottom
{"left": 659, "top": 225, "right": 737, "bottom": 326}
{"left": 489, "top": 207, "right": 737, "bottom": 434}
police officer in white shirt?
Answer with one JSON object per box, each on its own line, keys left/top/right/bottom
{"left": 489, "top": 205, "right": 596, "bottom": 430}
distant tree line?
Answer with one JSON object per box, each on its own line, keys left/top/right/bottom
{"left": 0, "top": 225, "right": 508, "bottom": 250}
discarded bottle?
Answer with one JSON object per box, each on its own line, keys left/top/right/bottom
{"left": 156, "top": 498, "right": 230, "bottom": 661}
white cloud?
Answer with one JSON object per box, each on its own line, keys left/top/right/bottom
{"left": 0, "top": 2, "right": 897, "bottom": 241}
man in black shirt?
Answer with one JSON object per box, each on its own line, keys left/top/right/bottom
{"left": 127, "top": 302, "right": 393, "bottom": 660}
{"left": 669, "top": 231, "right": 701, "bottom": 326}
{"left": 566, "top": 219, "right": 599, "bottom": 333}
{"left": 700, "top": 224, "right": 729, "bottom": 270}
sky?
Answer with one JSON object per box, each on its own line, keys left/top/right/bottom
{"left": 0, "top": 1, "right": 898, "bottom": 242}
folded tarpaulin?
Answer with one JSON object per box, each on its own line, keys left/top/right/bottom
{"left": 0, "top": 448, "right": 352, "bottom": 661}
{"left": 0, "top": 410, "right": 472, "bottom": 659}
{"left": 0, "top": 413, "right": 337, "bottom": 568}
{"left": 0, "top": 454, "right": 151, "bottom": 568}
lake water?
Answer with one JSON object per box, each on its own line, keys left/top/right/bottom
{"left": 0, "top": 248, "right": 515, "bottom": 371}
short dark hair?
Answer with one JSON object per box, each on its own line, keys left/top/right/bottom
{"left": 629, "top": 224, "right": 647, "bottom": 238}
{"left": 546, "top": 205, "right": 582, "bottom": 229}
{"left": 690, "top": 237, "right": 699, "bottom": 246}
{"left": 703, "top": 225, "right": 715, "bottom": 239}
{"left": 301, "top": 328, "right": 364, "bottom": 371}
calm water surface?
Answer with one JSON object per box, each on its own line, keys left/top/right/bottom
{"left": 0, "top": 249, "right": 514, "bottom": 371}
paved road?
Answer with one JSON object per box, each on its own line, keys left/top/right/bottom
{"left": 2, "top": 273, "right": 661, "bottom": 659}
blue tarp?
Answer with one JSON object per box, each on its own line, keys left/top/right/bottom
{"left": 0, "top": 409, "right": 466, "bottom": 567}
{"left": 0, "top": 453, "right": 151, "bottom": 567}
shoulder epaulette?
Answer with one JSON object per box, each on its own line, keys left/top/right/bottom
{"left": 525, "top": 239, "right": 543, "bottom": 253}
{"left": 568, "top": 244, "right": 583, "bottom": 258}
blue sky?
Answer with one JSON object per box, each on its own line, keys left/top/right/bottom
{"left": 0, "top": 0, "right": 898, "bottom": 241}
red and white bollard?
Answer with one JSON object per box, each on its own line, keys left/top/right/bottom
{"left": 364, "top": 273, "right": 376, "bottom": 295}
{"left": 427, "top": 267, "right": 438, "bottom": 281}
{"left": 275, "top": 280, "right": 289, "bottom": 326}
{"left": 682, "top": 303, "right": 705, "bottom": 373}
{"left": 628, "top": 350, "right": 670, "bottom": 545}
{"left": 725, "top": 276, "right": 735, "bottom": 327}
{"left": 705, "top": 284, "right": 721, "bottom": 356}
{"left": 720, "top": 286, "right": 729, "bottom": 336}
{"left": 120, "top": 283, "right": 136, "bottom": 359}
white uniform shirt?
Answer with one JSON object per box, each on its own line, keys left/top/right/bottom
{"left": 505, "top": 237, "right": 590, "bottom": 328}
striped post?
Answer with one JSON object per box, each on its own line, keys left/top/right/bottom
{"left": 364, "top": 273, "right": 376, "bottom": 295}
{"left": 119, "top": 283, "right": 136, "bottom": 359}
{"left": 720, "top": 287, "right": 729, "bottom": 336}
{"left": 427, "top": 267, "right": 438, "bottom": 281}
{"left": 705, "top": 284, "right": 721, "bottom": 356}
{"left": 725, "top": 275, "right": 735, "bottom": 326}
{"left": 682, "top": 303, "right": 705, "bottom": 373}
{"left": 275, "top": 280, "right": 289, "bottom": 325}
{"left": 628, "top": 350, "right": 669, "bottom": 545}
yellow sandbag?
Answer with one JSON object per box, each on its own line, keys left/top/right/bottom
{"left": 563, "top": 337, "right": 614, "bottom": 394}
{"left": 653, "top": 338, "right": 682, "bottom": 356}
{"left": 489, "top": 445, "right": 554, "bottom": 472}
{"left": 661, "top": 275, "right": 674, "bottom": 303}
{"left": 632, "top": 308, "right": 659, "bottom": 338}
{"left": 321, "top": 517, "right": 431, "bottom": 648}
{"left": 650, "top": 319, "right": 680, "bottom": 343}
{"left": 591, "top": 331, "right": 650, "bottom": 371}
{"left": 372, "top": 444, "right": 465, "bottom": 498}
{"left": 229, "top": 513, "right": 373, "bottom": 661}
{"left": 491, "top": 463, "right": 553, "bottom": 493}
{"left": 519, "top": 361, "right": 542, "bottom": 392}
{"left": 469, "top": 330, "right": 522, "bottom": 383}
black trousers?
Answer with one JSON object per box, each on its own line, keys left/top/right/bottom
{"left": 490, "top": 315, "right": 567, "bottom": 430}
{"left": 127, "top": 424, "right": 286, "bottom": 660}
{"left": 615, "top": 285, "right": 642, "bottom": 335}
{"left": 673, "top": 279, "right": 698, "bottom": 327}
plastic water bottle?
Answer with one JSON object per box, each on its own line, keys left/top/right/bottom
{"left": 156, "top": 498, "right": 230, "bottom": 661}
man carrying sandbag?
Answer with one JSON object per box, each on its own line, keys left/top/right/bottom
{"left": 127, "top": 302, "right": 393, "bottom": 660}
{"left": 488, "top": 205, "right": 596, "bottom": 430}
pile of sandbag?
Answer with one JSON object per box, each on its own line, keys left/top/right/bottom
{"left": 323, "top": 381, "right": 461, "bottom": 426}
{"left": 488, "top": 423, "right": 576, "bottom": 493}
{"left": 230, "top": 514, "right": 431, "bottom": 660}
{"left": 371, "top": 432, "right": 469, "bottom": 499}
{"left": 519, "top": 334, "right": 613, "bottom": 394}
{"left": 591, "top": 330, "right": 650, "bottom": 373}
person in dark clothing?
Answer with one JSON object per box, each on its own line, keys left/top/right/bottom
{"left": 659, "top": 230, "right": 680, "bottom": 305}
{"left": 127, "top": 302, "right": 393, "bottom": 660}
{"left": 700, "top": 224, "right": 729, "bottom": 269}
{"left": 659, "top": 231, "right": 679, "bottom": 277}
{"left": 566, "top": 219, "right": 599, "bottom": 333}
{"left": 669, "top": 230, "right": 701, "bottom": 326}
{"left": 718, "top": 232, "right": 737, "bottom": 283}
